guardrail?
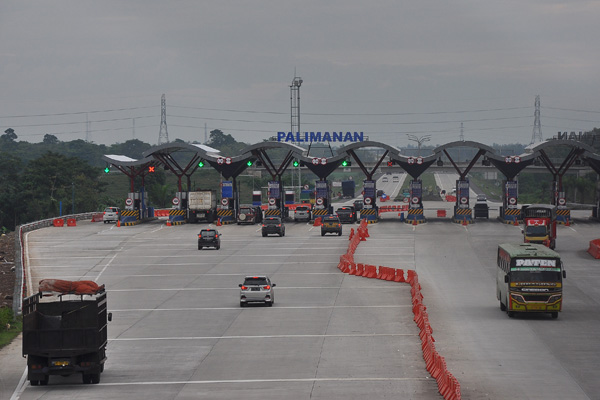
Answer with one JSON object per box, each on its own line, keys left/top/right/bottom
{"left": 12, "top": 212, "right": 98, "bottom": 316}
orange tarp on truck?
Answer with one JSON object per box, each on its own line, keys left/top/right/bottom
{"left": 38, "top": 279, "right": 105, "bottom": 295}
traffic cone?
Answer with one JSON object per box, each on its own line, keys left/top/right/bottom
{"left": 566, "top": 218, "right": 570, "bottom": 227}
{"left": 462, "top": 218, "right": 468, "bottom": 226}
{"left": 216, "top": 218, "right": 222, "bottom": 226}
{"left": 117, "top": 219, "right": 121, "bottom": 227}
{"left": 513, "top": 218, "right": 519, "bottom": 226}
{"left": 166, "top": 220, "right": 171, "bottom": 226}
{"left": 412, "top": 218, "right": 417, "bottom": 226}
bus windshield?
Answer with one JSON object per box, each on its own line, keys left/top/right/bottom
{"left": 511, "top": 270, "right": 561, "bottom": 283}
{"left": 525, "top": 225, "right": 548, "bottom": 236}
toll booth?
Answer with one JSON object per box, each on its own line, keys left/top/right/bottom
{"left": 169, "top": 192, "right": 186, "bottom": 225}
{"left": 360, "top": 180, "right": 378, "bottom": 222}
{"left": 313, "top": 180, "right": 331, "bottom": 218}
{"left": 453, "top": 180, "right": 472, "bottom": 223}
{"left": 405, "top": 180, "right": 425, "bottom": 224}
{"left": 266, "top": 181, "right": 282, "bottom": 217}
{"left": 121, "top": 191, "right": 144, "bottom": 225}
{"left": 554, "top": 188, "right": 570, "bottom": 224}
{"left": 217, "top": 181, "right": 235, "bottom": 223}
{"left": 500, "top": 180, "right": 520, "bottom": 223}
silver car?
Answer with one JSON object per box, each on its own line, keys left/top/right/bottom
{"left": 103, "top": 207, "right": 120, "bottom": 223}
{"left": 239, "top": 276, "right": 276, "bottom": 307}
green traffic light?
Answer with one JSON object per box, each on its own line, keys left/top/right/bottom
{"left": 341, "top": 160, "right": 348, "bottom": 167}
{"left": 104, "top": 167, "right": 110, "bottom": 173}
{"left": 247, "top": 160, "right": 253, "bottom": 167}
{"left": 198, "top": 161, "right": 205, "bottom": 168}
{"left": 293, "top": 160, "right": 299, "bottom": 167}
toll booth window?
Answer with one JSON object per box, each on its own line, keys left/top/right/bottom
{"left": 244, "top": 277, "right": 268, "bottom": 286}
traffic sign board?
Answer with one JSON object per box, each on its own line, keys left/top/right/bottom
{"left": 125, "top": 198, "right": 133, "bottom": 206}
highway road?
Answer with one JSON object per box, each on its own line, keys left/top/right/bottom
{"left": 3, "top": 207, "right": 600, "bottom": 399}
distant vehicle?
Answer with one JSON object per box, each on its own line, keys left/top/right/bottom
{"left": 237, "top": 205, "right": 259, "bottom": 225}
{"left": 341, "top": 180, "right": 356, "bottom": 198}
{"left": 474, "top": 195, "right": 489, "bottom": 219}
{"left": 522, "top": 204, "right": 557, "bottom": 249}
{"left": 377, "top": 189, "right": 384, "bottom": 197}
{"left": 294, "top": 205, "right": 311, "bottom": 222}
{"left": 382, "top": 176, "right": 388, "bottom": 183}
{"left": 103, "top": 207, "right": 120, "bottom": 223}
{"left": 239, "top": 275, "right": 276, "bottom": 307}
{"left": 321, "top": 215, "right": 342, "bottom": 236}
{"left": 336, "top": 206, "right": 357, "bottom": 224}
{"left": 198, "top": 228, "right": 221, "bottom": 250}
{"left": 497, "top": 243, "right": 565, "bottom": 319}
{"left": 262, "top": 216, "right": 285, "bottom": 237}
{"left": 188, "top": 190, "right": 217, "bottom": 223}
{"left": 392, "top": 176, "right": 399, "bottom": 183}
{"left": 353, "top": 199, "right": 364, "bottom": 211}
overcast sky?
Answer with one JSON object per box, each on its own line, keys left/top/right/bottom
{"left": 1, "top": 1, "right": 600, "bottom": 148}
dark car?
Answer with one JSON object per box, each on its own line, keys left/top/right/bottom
{"left": 262, "top": 217, "right": 285, "bottom": 237}
{"left": 353, "top": 199, "right": 364, "bottom": 211}
{"left": 473, "top": 196, "right": 489, "bottom": 219}
{"left": 321, "top": 215, "right": 342, "bottom": 236}
{"left": 336, "top": 206, "right": 357, "bottom": 223}
{"left": 198, "top": 229, "right": 221, "bottom": 250}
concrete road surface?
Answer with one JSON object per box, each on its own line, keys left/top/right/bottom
{"left": 2, "top": 212, "right": 600, "bottom": 399}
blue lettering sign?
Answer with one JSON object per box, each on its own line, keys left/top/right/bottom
{"left": 276, "top": 132, "right": 364, "bottom": 143}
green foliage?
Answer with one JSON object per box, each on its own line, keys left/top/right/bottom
{"left": 0, "top": 308, "right": 22, "bottom": 349}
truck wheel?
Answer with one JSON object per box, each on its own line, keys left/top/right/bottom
{"left": 39, "top": 376, "right": 48, "bottom": 386}
{"left": 216, "top": 244, "right": 220, "bottom": 250}
{"left": 338, "top": 231, "right": 342, "bottom": 236}
{"left": 321, "top": 231, "right": 325, "bottom": 236}
{"left": 198, "top": 246, "right": 202, "bottom": 250}
{"left": 507, "top": 311, "right": 515, "bottom": 318}
{"left": 91, "top": 373, "right": 101, "bottom": 384}
{"left": 262, "top": 232, "right": 267, "bottom": 237}
{"left": 551, "top": 312, "right": 558, "bottom": 319}
{"left": 82, "top": 374, "right": 91, "bottom": 384}
{"left": 500, "top": 301, "right": 506, "bottom": 311}
{"left": 30, "top": 380, "right": 39, "bottom": 386}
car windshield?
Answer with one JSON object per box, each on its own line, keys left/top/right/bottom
{"left": 324, "top": 217, "right": 339, "bottom": 222}
{"left": 265, "top": 218, "right": 281, "bottom": 225}
{"left": 239, "top": 208, "right": 253, "bottom": 213}
{"left": 244, "top": 277, "right": 268, "bottom": 286}
{"left": 297, "top": 207, "right": 309, "bottom": 211}
{"left": 201, "top": 231, "right": 217, "bottom": 238}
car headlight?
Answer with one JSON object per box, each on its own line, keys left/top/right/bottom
{"left": 510, "top": 293, "right": 525, "bottom": 303}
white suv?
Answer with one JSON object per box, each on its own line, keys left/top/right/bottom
{"left": 103, "top": 207, "right": 120, "bottom": 223}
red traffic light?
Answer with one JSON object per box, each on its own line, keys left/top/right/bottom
{"left": 149, "top": 166, "right": 155, "bottom": 173}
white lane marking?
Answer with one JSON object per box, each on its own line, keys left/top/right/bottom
{"left": 74, "top": 377, "right": 430, "bottom": 387}
{"left": 94, "top": 252, "right": 120, "bottom": 283}
{"left": 27, "top": 253, "right": 350, "bottom": 260}
{"left": 31, "top": 261, "right": 340, "bottom": 268}
{"left": 107, "top": 286, "right": 408, "bottom": 292}
{"left": 9, "top": 368, "right": 28, "bottom": 400}
{"left": 111, "top": 333, "right": 417, "bottom": 342}
{"left": 111, "top": 305, "right": 412, "bottom": 312}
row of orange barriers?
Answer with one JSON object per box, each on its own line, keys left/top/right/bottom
{"left": 53, "top": 218, "right": 77, "bottom": 227}
{"left": 409, "top": 271, "right": 462, "bottom": 399}
{"left": 378, "top": 204, "right": 409, "bottom": 213}
{"left": 336, "top": 219, "right": 462, "bottom": 400}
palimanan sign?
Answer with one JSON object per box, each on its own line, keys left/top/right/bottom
{"left": 277, "top": 131, "right": 364, "bottom": 143}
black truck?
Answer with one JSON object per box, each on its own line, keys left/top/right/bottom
{"left": 22, "top": 281, "right": 111, "bottom": 385}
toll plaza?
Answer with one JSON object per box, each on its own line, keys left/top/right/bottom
{"left": 101, "top": 154, "right": 160, "bottom": 226}
{"left": 485, "top": 152, "right": 536, "bottom": 224}
{"left": 343, "top": 141, "right": 404, "bottom": 223}
{"left": 584, "top": 152, "right": 600, "bottom": 220}
{"left": 431, "top": 142, "right": 495, "bottom": 224}
{"left": 101, "top": 138, "right": 600, "bottom": 227}
{"left": 389, "top": 153, "right": 436, "bottom": 224}
{"left": 528, "top": 140, "right": 594, "bottom": 224}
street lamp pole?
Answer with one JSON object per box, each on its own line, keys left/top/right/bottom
{"left": 407, "top": 134, "right": 431, "bottom": 156}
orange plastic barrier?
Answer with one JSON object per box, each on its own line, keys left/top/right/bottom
{"left": 90, "top": 213, "right": 104, "bottom": 222}
{"left": 588, "top": 239, "right": 600, "bottom": 259}
{"left": 66, "top": 218, "right": 77, "bottom": 227}
{"left": 313, "top": 217, "right": 322, "bottom": 226}
{"left": 52, "top": 218, "right": 64, "bottom": 227}
{"left": 445, "top": 195, "right": 456, "bottom": 202}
